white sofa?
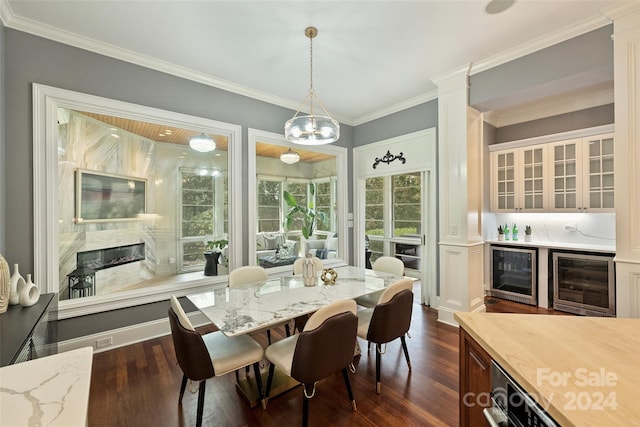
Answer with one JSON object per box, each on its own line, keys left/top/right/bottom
{"left": 305, "top": 235, "right": 339, "bottom": 259}
{"left": 256, "top": 232, "right": 299, "bottom": 259}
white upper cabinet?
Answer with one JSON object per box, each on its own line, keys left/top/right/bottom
{"left": 549, "top": 133, "right": 614, "bottom": 212}
{"left": 491, "top": 132, "right": 614, "bottom": 213}
{"left": 491, "top": 144, "right": 547, "bottom": 212}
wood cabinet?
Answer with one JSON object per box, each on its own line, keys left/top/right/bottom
{"left": 459, "top": 327, "right": 491, "bottom": 427}
{"left": 490, "top": 132, "right": 614, "bottom": 213}
{"left": 491, "top": 144, "right": 547, "bottom": 212}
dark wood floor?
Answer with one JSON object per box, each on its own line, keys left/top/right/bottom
{"left": 88, "top": 296, "right": 568, "bottom": 427}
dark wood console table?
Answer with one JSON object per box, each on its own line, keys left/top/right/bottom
{"left": 0, "top": 293, "right": 58, "bottom": 366}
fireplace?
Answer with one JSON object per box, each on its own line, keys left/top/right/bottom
{"left": 552, "top": 251, "right": 615, "bottom": 317}
{"left": 77, "top": 243, "right": 145, "bottom": 271}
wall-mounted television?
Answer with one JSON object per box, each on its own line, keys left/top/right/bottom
{"left": 75, "top": 170, "right": 146, "bottom": 223}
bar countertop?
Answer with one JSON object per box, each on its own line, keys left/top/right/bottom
{"left": 455, "top": 312, "right": 640, "bottom": 427}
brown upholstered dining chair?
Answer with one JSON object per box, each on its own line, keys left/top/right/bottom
{"left": 356, "top": 278, "right": 413, "bottom": 394}
{"left": 168, "top": 295, "right": 265, "bottom": 427}
{"left": 264, "top": 299, "right": 358, "bottom": 426}
{"left": 355, "top": 256, "right": 405, "bottom": 308}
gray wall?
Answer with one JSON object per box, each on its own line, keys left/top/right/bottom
{"left": 494, "top": 104, "right": 614, "bottom": 143}
{"left": 470, "top": 25, "right": 613, "bottom": 112}
{"left": 353, "top": 100, "right": 438, "bottom": 147}
{"left": 2, "top": 28, "right": 352, "bottom": 274}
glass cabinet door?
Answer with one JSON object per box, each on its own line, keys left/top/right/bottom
{"left": 551, "top": 139, "right": 580, "bottom": 210}
{"left": 521, "top": 146, "right": 545, "bottom": 210}
{"left": 584, "top": 134, "right": 614, "bottom": 211}
{"left": 495, "top": 151, "right": 516, "bottom": 210}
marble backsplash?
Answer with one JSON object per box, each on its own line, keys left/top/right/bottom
{"left": 486, "top": 212, "right": 616, "bottom": 247}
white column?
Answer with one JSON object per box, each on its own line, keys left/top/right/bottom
{"left": 434, "top": 68, "right": 486, "bottom": 326}
{"left": 606, "top": 4, "right": 640, "bottom": 318}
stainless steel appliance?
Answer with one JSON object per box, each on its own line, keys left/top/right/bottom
{"left": 484, "top": 361, "right": 558, "bottom": 427}
{"left": 489, "top": 245, "right": 537, "bottom": 305}
{"left": 552, "top": 251, "right": 615, "bottom": 316}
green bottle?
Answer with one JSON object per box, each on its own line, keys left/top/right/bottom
{"left": 504, "top": 223, "right": 510, "bottom": 240}
{"left": 512, "top": 224, "right": 518, "bottom": 241}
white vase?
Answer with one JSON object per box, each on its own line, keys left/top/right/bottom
{"left": 0, "top": 255, "right": 10, "bottom": 314}
{"left": 302, "top": 254, "right": 318, "bottom": 287}
{"left": 9, "top": 263, "right": 25, "bottom": 305}
{"left": 19, "top": 274, "right": 40, "bottom": 307}
{"left": 524, "top": 235, "right": 532, "bottom": 242}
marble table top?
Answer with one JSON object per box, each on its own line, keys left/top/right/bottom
{"left": 187, "top": 266, "right": 404, "bottom": 336}
{"left": 0, "top": 346, "right": 93, "bottom": 426}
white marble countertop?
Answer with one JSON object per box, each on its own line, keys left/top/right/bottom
{"left": 0, "top": 347, "right": 93, "bottom": 426}
{"left": 188, "top": 266, "right": 404, "bottom": 336}
{"left": 486, "top": 238, "right": 616, "bottom": 253}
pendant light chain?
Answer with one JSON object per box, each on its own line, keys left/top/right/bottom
{"left": 284, "top": 26, "right": 339, "bottom": 145}
{"left": 308, "top": 29, "right": 315, "bottom": 116}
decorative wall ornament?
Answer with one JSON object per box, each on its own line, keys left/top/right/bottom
{"left": 372, "top": 150, "right": 406, "bottom": 169}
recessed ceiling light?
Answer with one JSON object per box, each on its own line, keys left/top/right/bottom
{"left": 485, "top": 0, "right": 515, "bottom": 14}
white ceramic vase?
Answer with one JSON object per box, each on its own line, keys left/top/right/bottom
{"left": 302, "top": 254, "right": 318, "bottom": 287}
{"left": 9, "top": 263, "right": 25, "bottom": 305}
{"left": 18, "top": 274, "right": 40, "bottom": 307}
{"left": 0, "top": 255, "right": 10, "bottom": 314}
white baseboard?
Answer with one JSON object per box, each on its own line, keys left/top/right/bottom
{"left": 58, "top": 312, "right": 211, "bottom": 354}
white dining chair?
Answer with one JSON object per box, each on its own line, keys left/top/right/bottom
{"left": 228, "top": 265, "right": 268, "bottom": 287}
{"left": 355, "top": 256, "right": 405, "bottom": 308}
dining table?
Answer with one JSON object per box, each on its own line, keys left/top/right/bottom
{"left": 186, "top": 265, "right": 406, "bottom": 406}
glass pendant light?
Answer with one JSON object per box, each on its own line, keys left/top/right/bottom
{"left": 284, "top": 26, "right": 339, "bottom": 145}
{"left": 189, "top": 133, "right": 216, "bottom": 152}
{"left": 280, "top": 148, "right": 301, "bottom": 164}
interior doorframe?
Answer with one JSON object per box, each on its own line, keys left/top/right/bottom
{"left": 353, "top": 129, "right": 437, "bottom": 306}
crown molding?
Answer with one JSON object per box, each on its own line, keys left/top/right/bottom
{"left": 470, "top": 13, "right": 612, "bottom": 75}
{"left": 601, "top": 1, "right": 640, "bottom": 20}
{"left": 351, "top": 89, "right": 438, "bottom": 126}
{"left": 0, "top": 0, "right": 624, "bottom": 127}
{"left": 0, "top": 3, "right": 358, "bottom": 126}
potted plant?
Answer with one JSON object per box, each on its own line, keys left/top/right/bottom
{"left": 497, "top": 225, "right": 505, "bottom": 241}
{"left": 203, "top": 238, "right": 228, "bottom": 276}
{"left": 524, "top": 225, "right": 532, "bottom": 242}
{"left": 283, "top": 184, "right": 326, "bottom": 240}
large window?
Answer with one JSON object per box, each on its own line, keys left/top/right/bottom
{"left": 33, "top": 84, "right": 241, "bottom": 317}
{"left": 248, "top": 130, "right": 348, "bottom": 271}
{"left": 255, "top": 179, "right": 335, "bottom": 235}
{"left": 179, "top": 169, "right": 227, "bottom": 271}
{"left": 257, "top": 179, "right": 282, "bottom": 232}
{"left": 364, "top": 173, "right": 422, "bottom": 270}
{"left": 315, "top": 179, "right": 335, "bottom": 232}
{"left": 392, "top": 172, "right": 421, "bottom": 236}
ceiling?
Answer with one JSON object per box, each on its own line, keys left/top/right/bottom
{"left": 1, "top": 0, "right": 626, "bottom": 126}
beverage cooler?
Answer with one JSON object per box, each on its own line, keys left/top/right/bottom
{"left": 552, "top": 251, "right": 615, "bottom": 316}
{"left": 489, "top": 245, "right": 537, "bottom": 305}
